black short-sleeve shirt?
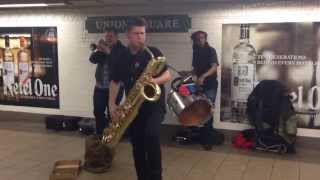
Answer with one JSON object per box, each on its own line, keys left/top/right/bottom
{"left": 192, "top": 45, "right": 219, "bottom": 90}
{"left": 111, "top": 46, "right": 168, "bottom": 112}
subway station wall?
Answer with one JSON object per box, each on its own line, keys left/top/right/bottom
{"left": 0, "top": 0, "right": 320, "bottom": 137}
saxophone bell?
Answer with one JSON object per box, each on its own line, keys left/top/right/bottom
{"left": 141, "top": 81, "right": 161, "bottom": 102}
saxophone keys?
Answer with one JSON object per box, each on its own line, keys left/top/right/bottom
{"left": 115, "top": 123, "right": 120, "bottom": 128}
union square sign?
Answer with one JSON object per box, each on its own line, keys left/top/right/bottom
{"left": 85, "top": 15, "right": 191, "bottom": 33}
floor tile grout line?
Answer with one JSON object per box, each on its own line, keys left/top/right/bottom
{"left": 268, "top": 156, "right": 276, "bottom": 180}
{"left": 162, "top": 146, "right": 189, "bottom": 171}
{"left": 184, "top": 150, "right": 211, "bottom": 178}
{"left": 177, "top": 150, "right": 203, "bottom": 179}
{"left": 211, "top": 151, "right": 229, "bottom": 180}
{"left": 298, "top": 160, "right": 301, "bottom": 180}
{"left": 240, "top": 155, "right": 251, "bottom": 180}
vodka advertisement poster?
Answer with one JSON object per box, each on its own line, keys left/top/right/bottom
{"left": 0, "top": 27, "right": 59, "bottom": 108}
{"left": 221, "top": 22, "right": 320, "bottom": 129}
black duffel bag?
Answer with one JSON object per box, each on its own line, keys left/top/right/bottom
{"left": 45, "top": 115, "right": 81, "bottom": 131}
{"left": 79, "top": 118, "right": 96, "bottom": 135}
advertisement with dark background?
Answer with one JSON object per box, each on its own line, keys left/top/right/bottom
{"left": 0, "top": 27, "right": 59, "bottom": 108}
{"left": 221, "top": 22, "right": 320, "bottom": 129}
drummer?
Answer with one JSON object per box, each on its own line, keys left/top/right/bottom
{"left": 191, "top": 30, "right": 219, "bottom": 150}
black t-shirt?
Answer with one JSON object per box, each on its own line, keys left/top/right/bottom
{"left": 111, "top": 46, "right": 168, "bottom": 112}
{"left": 192, "top": 45, "right": 219, "bottom": 90}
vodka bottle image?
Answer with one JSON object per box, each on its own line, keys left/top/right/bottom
{"left": 18, "top": 36, "right": 30, "bottom": 85}
{"left": 0, "top": 47, "right": 3, "bottom": 87}
{"left": 3, "top": 35, "right": 15, "bottom": 95}
{"left": 231, "top": 24, "right": 257, "bottom": 122}
{"left": 0, "top": 47, "right": 3, "bottom": 98}
{"left": 32, "top": 34, "right": 46, "bottom": 77}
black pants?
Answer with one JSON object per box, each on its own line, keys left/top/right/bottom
{"left": 129, "top": 106, "right": 165, "bottom": 180}
{"left": 201, "top": 118, "right": 214, "bottom": 145}
{"left": 93, "top": 86, "right": 124, "bottom": 135}
{"left": 200, "top": 88, "right": 217, "bottom": 145}
{"left": 93, "top": 87, "right": 109, "bottom": 135}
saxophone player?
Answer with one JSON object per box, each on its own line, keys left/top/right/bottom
{"left": 109, "top": 17, "right": 171, "bottom": 180}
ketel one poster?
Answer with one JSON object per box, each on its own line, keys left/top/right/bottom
{"left": 0, "top": 27, "right": 59, "bottom": 108}
{"left": 221, "top": 22, "right": 320, "bottom": 129}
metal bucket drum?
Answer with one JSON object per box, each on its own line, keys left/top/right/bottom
{"left": 167, "top": 90, "right": 212, "bottom": 126}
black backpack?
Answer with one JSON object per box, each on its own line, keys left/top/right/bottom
{"left": 247, "top": 80, "right": 294, "bottom": 133}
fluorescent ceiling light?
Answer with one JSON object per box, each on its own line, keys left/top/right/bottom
{"left": 0, "top": 3, "right": 65, "bottom": 8}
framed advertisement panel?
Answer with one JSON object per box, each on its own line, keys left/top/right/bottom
{"left": 221, "top": 22, "right": 320, "bottom": 129}
{"left": 0, "top": 27, "right": 59, "bottom": 108}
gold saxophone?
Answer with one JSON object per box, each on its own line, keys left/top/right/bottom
{"left": 101, "top": 47, "right": 167, "bottom": 160}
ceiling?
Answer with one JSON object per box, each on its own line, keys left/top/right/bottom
{"left": 0, "top": 0, "right": 247, "bottom": 6}
{"left": 0, "top": 0, "right": 288, "bottom": 8}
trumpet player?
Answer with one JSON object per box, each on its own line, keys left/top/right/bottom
{"left": 89, "top": 29, "right": 125, "bottom": 136}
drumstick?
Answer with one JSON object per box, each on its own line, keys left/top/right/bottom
{"left": 167, "top": 64, "right": 181, "bottom": 75}
{"left": 167, "top": 64, "right": 193, "bottom": 79}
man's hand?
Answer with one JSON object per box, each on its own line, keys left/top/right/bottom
{"left": 109, "top": 81, "right": 121, "bottom": 123}
{"left": 109, "top": 103, "right": 120, "bottom": 122}
{"left": 97, "top": 39, "right": 111, "bottom": 54}
{"left": 197, "top": 76, "right": 206, "bottom": 85}
{"left": 152, "top": 70, "right": 171, "bottom": 85}
{"left": 98, "top": 44, "right": 111, "bottom": 54}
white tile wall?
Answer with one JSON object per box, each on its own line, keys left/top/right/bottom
{"left": 1, "top": 0, "right": 320, "bottom": 136}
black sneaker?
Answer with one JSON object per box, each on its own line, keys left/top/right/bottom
{"left": 202, "top": 144, "right": 213, "bottom": 151}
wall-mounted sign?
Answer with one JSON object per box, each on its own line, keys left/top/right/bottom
{"left": 85, "top": 15, "right": 191, "bottom": 33}
{"left": 0, "top": 27, "right": 59, "bottom": 108}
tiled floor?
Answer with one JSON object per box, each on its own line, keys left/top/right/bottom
{"left": 1, "top": 113, "right": 320, "bottom": 180}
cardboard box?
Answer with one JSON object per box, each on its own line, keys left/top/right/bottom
{"left": 49, "top": 160, "right": 81, "bottom": 180}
